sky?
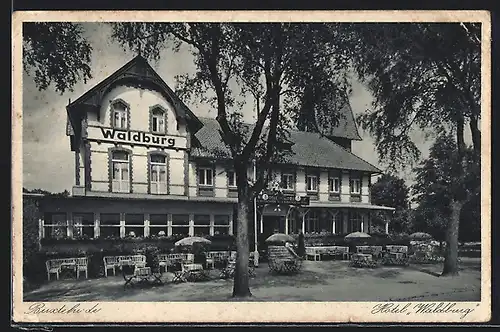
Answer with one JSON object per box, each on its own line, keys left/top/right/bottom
{"left": 22, "top": 23, "right": 440, "bottom": 194}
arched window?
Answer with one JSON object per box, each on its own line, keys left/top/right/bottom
{"left": 111, "top": 101, "right": 128, "bottom": 129}
{"left": 150, "top": 154, "right": 167, "bottom": 194}
{"left": 111, "top": 151, "right": 130, "bottom": 192}
{"left": 150, "top": 107, "right": 166, "bottom": 134}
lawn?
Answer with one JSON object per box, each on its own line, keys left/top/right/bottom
{"left": 24, "top": 257, "right": 481, "bottom": 302}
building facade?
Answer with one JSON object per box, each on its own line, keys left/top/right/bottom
{"left": 36, "top": 55, "right": 394, "bottom": 249}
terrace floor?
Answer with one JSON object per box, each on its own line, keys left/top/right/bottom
{"left": 24, "top": 257, "right": 481, "bottom": 302}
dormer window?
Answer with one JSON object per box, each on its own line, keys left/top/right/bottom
{"left": 150, "top": 107, "right": 166, "bottom": 134}
{"left": 111, "top": 101, "right": 128, "bottom": 129}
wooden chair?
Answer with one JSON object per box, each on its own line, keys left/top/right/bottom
{"left": 305, "top": 247, "right": 321, "bottom": 261}
{"left": 103, "top": 256, "right": 119, "bottom": 277}
{"left": 45, "top": 259, "right": 61, "bottom": 281}
{"left": 267, "top": 246, "right": 303, "bottom": 275}
{"left": 331, "top": 246, "right": 350, "bottom": 260}
{"left": 157, "top": 254, "right": 170, "bottom": 273}
{"left": 76, "top": 257, "right": 89, "bottom": 279}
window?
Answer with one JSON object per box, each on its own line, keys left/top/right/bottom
{"left": 350, "top": 177, "right": 361, "bottom": 194}
{"left": 214, "top": 215, "right": 230, "bottom": 235}
{"left": 306, "top": 174, "right": 318, "bottom": 192}
{"left": 305, "top": 211, "right": 319, "bottom": 234}
{"left": 43, "top": 213, "right": 67, "bottom": 239}
{"left": 194, "top": 215, "right": 210, "bottom": 236}
{"left": 172, "top": 214, "right": 190, "bottom": 236}
{"left": 111, "top": 151, "right": 130, "bottom": 193}
{"left": 328, "top": 177, "right": 340, "bottom": 193}
{"left": 227, "top": 170, "right": 236, "bottom": 188}
{"left": 198, "top": 167, "right": 214, "bottom": 186}
{"left": 281, "top": 173, "right": 295, "bottom": 191}
{"left": 349, "top": 211, "right": 363, "bottom": 233}
{"left": 125, "top": 214, "right": 144, "bottom": 237}
{"left": 72, "top": 213, "right": 94, "bottom": 238}
{"left": 100, "top": 213, "right": 121, "bottom": 238}
{"left": 151, "top": 108, "right": 166, "bottom": 133}
{"left": 150, "top": 154, "right": 167, "bottom": 194}
{"left": 112, "top": 101, "right": 128, "bottom": 129}
{"left": 150, "top": 214, "right": 167, "bottom": 236}
{"left": 333, "top": 212, "right": 344, "bottom": 234}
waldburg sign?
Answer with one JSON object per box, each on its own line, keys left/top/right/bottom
{"left": 86, "top": 126, "right": 188, "bottom": 150}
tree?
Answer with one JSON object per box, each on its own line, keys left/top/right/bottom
{"left": 412, "top": 134, "right": 480, "bottom": 244}
{"left": 23, "top": 22, "right": 93, "bottom": 94}
{"left": 348, "top": 23, "right": 481, "bottom": 276}
{"left": 371, "top": 174, "right": 410, "bottom": 210}
{"left": 110, "top": 23, "right": 350, "bottom": 297}
{"left": 370, "top": 174, "right": 411, "bottom": 235}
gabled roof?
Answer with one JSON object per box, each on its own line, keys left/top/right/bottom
{"left": 191, "top": 117, "right": 381, "bottom": 173}
{"left": 66, "top": 55, "right": 203, "bottom": 143}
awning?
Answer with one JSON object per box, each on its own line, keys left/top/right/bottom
{"left": 307, "top": 202, "right": 395, "bottom": 211}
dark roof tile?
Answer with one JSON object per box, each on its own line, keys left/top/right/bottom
{"left": 191, "top": 117, "right": 381, "bottom": 173}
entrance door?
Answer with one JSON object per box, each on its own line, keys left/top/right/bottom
{"left": 262, "top": 215, "right": 282, "bottom": 238}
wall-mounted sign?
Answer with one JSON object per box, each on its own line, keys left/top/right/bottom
{"left": 86, "top": 126, "right": 188, "bottom": 150}
{"left": 257, "top": 192, "right": 310, "bottom": 206}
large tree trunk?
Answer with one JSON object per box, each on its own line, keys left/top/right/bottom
{"left": 232, "top": 167, "right": 252, "bottom": 298}
{"left": 441, "top": 199, "right": 463, "bottom": 276}
{"left": 469, "top": 115, "right": 481, "bottom": 157}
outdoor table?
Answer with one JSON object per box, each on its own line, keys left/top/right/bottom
{"left": 349, "top": 253, "right": 378, "bottom": 268}
{"left": 123, "top": 266, "right": 163, "bottom": 288}
{"left": 172, "top": 263, "right": 206, "bottom": 283}
{"left": 59, "top": 262, "right": 77, "bottom": 279}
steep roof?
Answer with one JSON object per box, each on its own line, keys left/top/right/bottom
{"left": 66, "top": 55, "right": 203, "bottom": 150}
{"left": 318, "top": 97, "right": 362, "bottom": 141}
{"left": 191, "top": 117, "right": 381, "bottom": 173}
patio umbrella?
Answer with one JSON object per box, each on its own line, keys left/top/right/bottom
{"left": 174, "top": 236, "right": 212, "bottom": 247}
{"left": 344, "top": 232, "right": 371, "bottom": 239}
{"left": 265, "top": 233, "right": 296, "bottom": 244}
{"left": 409, "top": 232, "right": 433, "bottom": 241}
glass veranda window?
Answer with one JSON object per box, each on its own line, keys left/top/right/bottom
{"left": 112, "top": 151, "right": 130, "bottom": 193}
{"left": 150, "top": 154, "right": 167, "bottom": 194}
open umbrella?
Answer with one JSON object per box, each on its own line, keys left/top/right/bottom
{"left": 174, "top": 236, "right": 212, "bottom": 247}
{"left": 409, "top": 232, "right": 433, "bottom": 241}
{"left": 344, "top": 231, "right": 371, "bottom": 239}
{"left": 265, "top": 233, "right": 296, "bottom": 244}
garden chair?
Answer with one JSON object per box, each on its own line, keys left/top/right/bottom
{"left": 267, "top": 245, "right": 303, "bottom": 275}
{"left": 45, "top": 259, "right": 61, "bottom": 281}
{"left": 331, "top": 246, "right": 350, "bottom": 260}
{"left": 75, "top": 257, "right": 89, "bottom": 279}
{"left": 305, "top": 247, "right": 321, "bottom": 261}
{"left": 383, "top": 245, "right": 409, "bottom": 266}
{"left": 349, "top": 253, "right": 379, "bottom": 268}
{"left": 157, "top": 254, "right": 171, "bottom": 273}
{"left": 219, "top": 258, "right": 256, "bottom": 279}
{"left": 103, "top": 256, "right": 119, "bottom": 277}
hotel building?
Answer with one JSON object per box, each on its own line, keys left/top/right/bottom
{"left": 34, "top": 55, "right": 394, "bottom": 250}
